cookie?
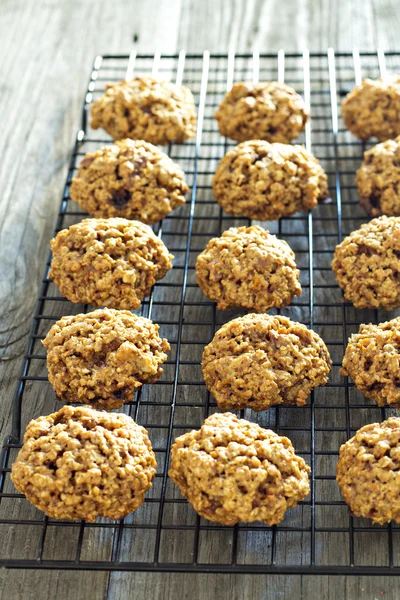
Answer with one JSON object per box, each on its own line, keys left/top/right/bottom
{"left": 342, "top": 77, "right": 400, "bottom": 141}
{"left": 356, "top": 136, "right": 400, "bottom": 217}
{"left": 195, "top": 225, "right": 302, "bottom": 312}
{"left": 42, "top": 308, "right": 170, "bottom": 409}
{"left": 49, "top": 218, "right": 173, "bottom": 309}
{"left": 202, "top": 313, "right": 331, "bottom": 411}
{"left": 11, "top": 405, "right": 156, "bottom": 522}
{"left": 341, "top": 317, "right": 400, "bottom": 407}
{"left": 90, "top": 77, "right": 197, "bottom": 145}
{"left": 214, "top": 81, "right": 308, "bottom": 143}
{"left": 331, "top": 216, "right": 400, "bottom": 310}
{"left": 169, "top": 412, "right": 310, "bottom": 526}
{"left": 212, "top": 140, "right": 328, "bottom": 220}
{"left": 70, "top": 139, "right": 188, "bottom": 223}
{"left": 337, "top": 417, "right": 400, "bottom": 525}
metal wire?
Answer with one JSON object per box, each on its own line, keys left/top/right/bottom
{"left": 1, "top": 51, "right": 400, "bottom": 574}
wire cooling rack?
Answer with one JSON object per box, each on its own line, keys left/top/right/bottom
{"left": 2, "top": 50, "right": 400, "bottom": 575}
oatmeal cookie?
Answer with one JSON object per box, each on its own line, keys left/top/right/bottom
{"left": 49, "top": 218, "right": 173, "bottom": 309}
{"left": 337, "top": 417, "right": 400, "bottom": 525}
{"left": 202, "top": 313, "right": 331, "bottom": 411}
{"left": 43, "top": 308, "right": 170, "bottom": 409}
{"left": 169, "top": 412, "right": 310, "bottom": 525}
{"left": 195, "top": 225, "right": 302, "bottom": 311}
{"left": 342, "top": 77, "right": 400, "bottom": 141}
{"left": 70, "top": 139, "right": 188, "bottom": 223}
{"left": 212, "top": 140, "right": 328, "bottom": 220}
{"left": 356, "top": 136, "right": 400, "bottom": 217}
{"left": 341, "top": 317, "right": 400, "bottom": 408}
{"left": 11, "top": 405, "right": 156, "bottom": 522}
{"left": 90, "top": 77, "right": 196, "bottom": 145}
{"left": 214, "top": 81, "right": 308, "bottom": 143}
{"left": 331, "top": 216, "right": 400, "bottom": 310}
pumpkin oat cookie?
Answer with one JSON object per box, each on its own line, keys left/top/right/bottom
{"left": 212, "top": 140, "right": 328, "bottom": 220}
{"left": 169, "top": 412, "right": 310, "bottom": 526}
{"left": 202, "top": 313, "right": 331, "bottom": 412}
{"left": 70, "top": 139, "right": 188, "bottom": 223}
{"left": 341, "top": 317, "right": 400, "bottom": 408}
{"left": 356, "top": 136, "right": 400, "bottom": 217}
{"left": 49, "top": 218, "right": 173, "bottom": 309}
{"left": 342, "top": 77, "right": 400, "bottom": 142}
{"left": 195, "top": 225, "right": 302, "bottom": 312}
{"left": 331, "top": 216, "right": 400, "bottom": 310}
{"left": 11, "top": 405, "right": 157, "bottom": 522}
{"left": 43, "top": 308, "right": 170, "bottom": 409}
{"left": 214, "top": 81, "right": 308, "bottom": 143}
{"left": 90, "top": 77, "right": 196, "bottom": 145}
{"left": 337, "top": 417, "right": 400, "bottom": 525}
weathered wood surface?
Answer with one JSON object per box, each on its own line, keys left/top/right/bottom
{"left": 1, "top": 0, "right": 400, "bottom": 598}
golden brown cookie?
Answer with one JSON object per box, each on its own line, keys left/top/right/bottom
{"left": 212, "top": 140, "right": 328, "bottom": 220}
{"left": 202, "top": 313, "right": 331, "bottom": 411}
{"left": 169, "top": 412, "right": 310, "bottom": 526}
{"left": 341, "top": 317, "right": 400, "bottom": 408}
{"left": 49, "top": 218, "right": 173, "bottom": 309}
{"left": 331, "top": 216, "right": 400, "bottom": 310}
{"left": 342, "top": 77, "right": 400, "bottom": 141}
{"left": 356, "top": 136, "right": 400, "bottom": 217}
{"left": 43, "top": 308, "right": 170, "bottom": 409}
{"left": 70, "top": 139, "right": 188, "bottom": 223}
{"left": 11, "top": 405, "right": 157, "bottom": 522}
{"left": 214, "top": 81, "right": 308, "bottom": 143}
{"left": 337, "top": 417, "right": 400, "bottom": 525}
{"left": 90, "top": 77, "right": 197, "bottom": 145}
{"left": 195, "top": 225, "right": 302, "bottom": 311}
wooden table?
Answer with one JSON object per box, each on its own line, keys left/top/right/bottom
{"left": 1, "top": 0, "right": 400, "bottom": 597}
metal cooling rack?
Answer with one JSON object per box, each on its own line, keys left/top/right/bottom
{"left": 2, "top": 50, "right": 400, "bottom": 575}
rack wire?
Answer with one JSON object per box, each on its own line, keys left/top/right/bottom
{"left": 1, "top": 50, "right": 400, "bottom": 574}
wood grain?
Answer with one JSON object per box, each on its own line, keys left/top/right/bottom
{"left": 2, "top": 0, "right": 400, "bottom": 598}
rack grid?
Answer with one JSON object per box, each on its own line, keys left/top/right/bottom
{"left": 1, "top": 50, "right": 400, "bottom": 574}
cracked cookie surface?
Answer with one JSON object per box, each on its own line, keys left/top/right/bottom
{"left": 337, "top": 417, "right": 400, "bottom": 525}
{"left": 70, "top": 139, "right": 188, "bottom": 223}
{"left": 11, "top": 405, "right": 157, "bottom": 522}
{"left": 341, "top": 317, "right": 400, "bottom": 408}
{"left": 169, "top": 412, "right": 310, "bottom": 526}
{"left": 212, "top": 140, "right": 328, "bottom": 220}
{"left": 342, "top": 77, "right": 400, "bottom": 141}
{"left": 195, "top": 225, "right": 302, "bottom": 312}
{"left": 331, "top": 216, "right": 400, "bottom": 310}
{"left": 43, "top": 308, "right": 170, "bottom": 409}
{"left": 214, "top": 81, "right": 308, "bottom": 143}
{"left": 90, "top": 77, "right": 197, "bottom": 145}
{"left": 49, "top": 218, "right": 173, "bottom": 309}
{"left": 202, "top": 313, "right": 331, "bottom": 411}
{"left": 356, "top": 136, "right": 400, "bottom": 217}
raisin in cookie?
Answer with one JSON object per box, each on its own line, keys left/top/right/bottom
{"left": 337, "top": 417, "right": 400, "bottom": 525}
{"left": 11, "top": 405, "right": 156, "bottom": 522}
{"left": 169, "top": 412, "right": 310, "bottom": 526}
{"left": 341, "top": 317, "right": 400, "bottom": 407}
{"left": 70, "top": 139, "right": 188, "bottom": 223}
{"left": 212, "top": 140, "right": 328, "bottom": 220}
{"left": 49, "top": 218, "right": 173, "bottom": 309}
{"left": 342, "top": 77, "right": 400, "bottom": 141}
{"left": 356, "top": 136, "right": 400, "bottom": 217}
{"left": 195, "top": 225, "right": 301, "bottom": 311}
{"left": 43, "top": 308, "right": 170, "bottom": 409}
{"left": 331, "top": 216, "right": 400, "bottom": 310}
{"left": 90, "top": 77, "right": 196, "bottom": 145}
{"left": 202, "top": 313, "right": 331, "bottom": 411}
{"left": 214, "top": 81, "right": 308, "bottom": 143}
